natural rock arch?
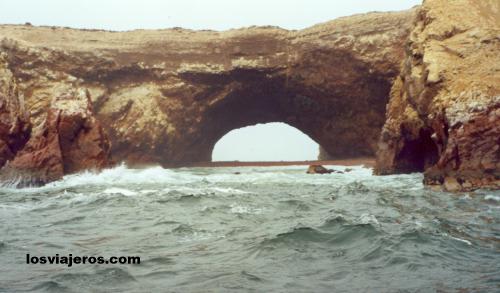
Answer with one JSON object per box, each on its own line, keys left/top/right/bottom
{"left": 1, "top": 1, "right": 498, "bottom": 192}
{"left": 0, "top": 8, "right": 417, "bottom": 167}
{"left": 182, "top": 59, "right": 402, "bottom": 163}
{"left": 166, "top": 63, "right": 389, "bottom": 164}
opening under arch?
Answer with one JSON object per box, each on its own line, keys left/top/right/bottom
{"left": 212, "top": 122, "right": 319, "bottom": 162}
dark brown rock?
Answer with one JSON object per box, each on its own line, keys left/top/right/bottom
{"left": 374, "top": 0, "right": 500, "bottom": 191}
{"left": 307, "top": 165, "right": 333, "bottom": 174}
{"left": 422, "top": 104, "right": 500, "bottom": 191}
{"left": 0, "top": 89, "right": 111, "bottom": 186}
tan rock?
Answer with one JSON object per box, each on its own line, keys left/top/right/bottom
{"left": 2, "top": 1, "right": 496, "bottom": 191}
{"left": 443, "top": 177, "right": 462, "bottom": 192}
{"left": 0, "top": 8, "right": 417, "bottom": 167}
{"left": 0, "top": 53, "right": 31, "bottom": 168}
{"left": 375, "top": 0, "right": 500, "bottom": 191}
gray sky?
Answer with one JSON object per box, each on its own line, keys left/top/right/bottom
{"left": 1, "top": 0, "right": 421, "bottom": 161}
{"left": 1, "top": 0, "right": 421, "bottom": 31}
{"left": 212, "top": 123, "right": 319, "bottom": 161}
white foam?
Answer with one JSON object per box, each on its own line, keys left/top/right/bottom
{"left": 57, "top": 163, "right": 197, "bottom": 186}
{"left": 162, "top": 186, "right": 204, "bottom": 195}
{"left": 177, "top": 231, "right": 223, "bottom": 243}
{"left": 450, "top": 236, "right": 472, "bottom": 246}
{"left": 103, "top": 187, "right": 138, "bottom": 196}
{"left": 201, "top": 165, "right": 377, "bottom": 185}
{"left": 209, "top": 187, "right": 251, "bottom": 194}
{"left": 0, "top": 163, "right": 421, "bottom": 193}
{"left": 229, "top": 203, "right": 265, "bottom": 214}
{"left": 484, "top": 195, "right": 500, "bottom": 202}
{"left": 140, "top": 189, "right": 158, "bottom": 195}
{"left": 163, "top": 186, "right": 251, "bottom": 196}
{"left": 0, "top": 163, "right": 195, "bottom": 193}
{"left": 357, "top": 214, "right": 380, "bottom": 226}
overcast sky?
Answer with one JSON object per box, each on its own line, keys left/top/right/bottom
{"left": 1, "top": 0, "right": 421, "bottom": 31}
{"left": 1, "top": 0, "right": 421, "bottom": 161}
{"left": 212, "top": 123, "right": 319, "bottom": 161}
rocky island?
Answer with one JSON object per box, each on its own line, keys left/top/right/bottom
{"left": 0, "top": 0, "right": 498, "bottom": 190}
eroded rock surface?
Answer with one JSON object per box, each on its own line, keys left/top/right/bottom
{"left": 0, "top": 89, "right": 110, "bottom": 186}
{"left": 0, "top": 9, "right": 416, "bottom": 168}
{"left": 2, "top": 3, "right": 496, "bottom": 190}
{"left": 375, "top": 0, "right": 500, "bottom": 191}
{"left": 0, "top": 53, "right": 31, "bottom": 168}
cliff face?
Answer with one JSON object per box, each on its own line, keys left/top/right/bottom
{"left": 0, "top": 53, "right": 31, "bottom": 168}
{"left": 0, "top": 9, "right": 416, "bottom": 168}
{"left": 375, "top": 0, "right": 500, "bottom": 191}
{"left": 0, "top": 89, "right": 111, "bottom": 186}
{"left": 1, "top": 2, "right": 497, "bottom": 190}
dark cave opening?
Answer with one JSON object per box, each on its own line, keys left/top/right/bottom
{"left": 395, "top": 128, "right": 440, "bottom": 173}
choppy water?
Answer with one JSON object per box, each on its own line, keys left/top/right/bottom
{"left": 0, "top": 164, "right": 499, "bottom": 292}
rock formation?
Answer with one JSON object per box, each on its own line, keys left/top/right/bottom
{"left": 0, "top": 8, "right": 416, "bottom": 170}
{"left": 307, "top": 165, "right": 334, "bottom": 174}
{"left": 0, "top": 0, "right": 498, "bottom": 191}
{"left": 0, "top": 89, "right": 111, "bottom": 186}
{"left": 374, "top": 0, "right": 500, "bottom": 191}
{"left": 306, "top": 164, "right": 345, "bottom": 174}
{"left": 0, "top": 53, "right": 31, "bottom": 168}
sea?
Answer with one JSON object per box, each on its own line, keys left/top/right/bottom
{"left": 0, "top": 164, "right": 499, "bottom": 292}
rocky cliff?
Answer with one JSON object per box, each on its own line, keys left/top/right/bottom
{"left": 0, "top": 89, "right": 111, "bottom": 186}
{"left": 0, "top": 53, "right": 31, "bottom": 168}
{"left": 375, "top": 0, "right": 500, "bottom": 191}
{"left": 1, "top": 1, "right": 498, "bottom": 191}
{"left": 0, "top": 9, "right": 416, "bottom": 171}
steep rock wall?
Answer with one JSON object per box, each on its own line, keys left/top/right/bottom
{"left": 0, "top": 89, "right": 111, "bottom": 186}
{"left": 0, "top": 53, "right": 31, "bottom": 167}
{"left": 375, "top": 0, "right": 500, "bottom": 191}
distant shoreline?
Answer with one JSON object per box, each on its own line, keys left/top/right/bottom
{"left": 180, "top": 157, "right": 375, "bottom": 168}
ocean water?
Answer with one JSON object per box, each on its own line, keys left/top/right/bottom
{"left": 0, "top": 164, "right": 499, "bottom": 292}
